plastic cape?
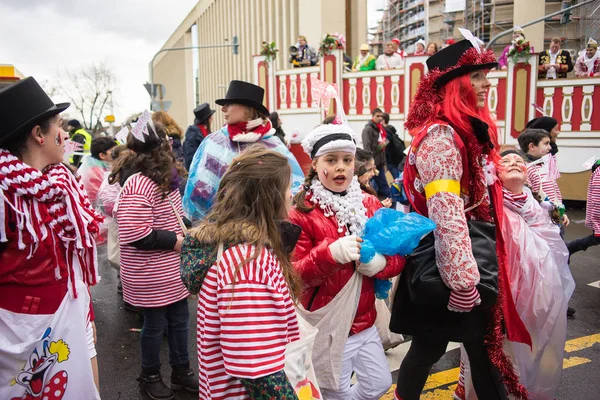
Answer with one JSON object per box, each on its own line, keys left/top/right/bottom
{"left": 77, "top": 156, "right": 111, "bottom": 208}
{"left": 182, "top": 126, "right": 304, "bottom": 220}
{"left": 463, "top": 187, "right": 574, "bottom": 400}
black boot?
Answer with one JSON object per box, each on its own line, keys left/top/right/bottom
{"left": 137, "top": 371, "right": 174, "bottom": 400}
{"left": 171, "top": 363, "right": 199, "bottom": 392}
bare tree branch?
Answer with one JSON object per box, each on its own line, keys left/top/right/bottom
{"left": 56, "top": 62, "right": 116, "bottom": 134}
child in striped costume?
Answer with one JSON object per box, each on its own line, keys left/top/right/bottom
{"left": 180, "top": 147, "right": 303, "bottom": 400}
{"left": 111, "top": 118, "right": 196, "bottom": 400}
{"left": 567, "top": 158, "right": 600, "bottom": 254}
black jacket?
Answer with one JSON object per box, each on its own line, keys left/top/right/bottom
{"left": 384, "top": 125, "right": 406, "bottom": 166}
{"left": 362, "top": 121, "right": 386, "bottom": 167}
{"left": 183, "top": 124, "right": 205, "bottom": 171}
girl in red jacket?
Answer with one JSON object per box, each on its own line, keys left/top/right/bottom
{"left": 289, "top": 123, "right": 404, "bottom": 400}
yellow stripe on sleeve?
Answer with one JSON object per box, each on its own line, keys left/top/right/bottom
{"left": 424, "top": 179, "right": 460, "bottom": 200}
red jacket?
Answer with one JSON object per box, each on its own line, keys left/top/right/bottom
{"left": 289, "top": 192, "right": 405, "bottom": 335}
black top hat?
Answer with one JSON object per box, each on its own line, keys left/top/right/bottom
{"left": 426, "top": 40, "right": 498, "bottom": 88}
{"left": 193, "top": 103, "right": 216, "bottom": 123}
{"left": 0, "top": 77, "right": 70, "bottom": 146}
{"left": 215, "top": 80, "right": 269, "bottom": 116}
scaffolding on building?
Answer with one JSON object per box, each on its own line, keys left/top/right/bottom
{"left": 374, "top": 0, "right": 599, "bottom": 58}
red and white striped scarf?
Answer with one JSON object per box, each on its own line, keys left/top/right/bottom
{"left": 0, "top": 149, "right": 103, "bottom": 296}
{"left": 502, "top": 186, "right": 528, "bottom": 209}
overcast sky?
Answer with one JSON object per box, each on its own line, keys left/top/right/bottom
{"left": 2, "top": 0, "right": 383, "bottom": 125}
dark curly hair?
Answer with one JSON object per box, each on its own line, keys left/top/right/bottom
{"left": 108, "top": 121, "right": 186, "bottom": 198}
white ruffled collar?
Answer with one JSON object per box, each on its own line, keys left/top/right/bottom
{"left": 309, "top": 177, "right": 368, "bottom": 236}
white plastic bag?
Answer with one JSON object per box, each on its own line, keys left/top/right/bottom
{"left": 375, "top": 299, "right": 404, "bottom": 350}
{"left": 285, "top": 313, "right": 322, "bottom": 399}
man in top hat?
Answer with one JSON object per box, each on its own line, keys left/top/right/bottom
{"left": 575, "top": 38, "right": 600, "bottom": 77}
{"left": 352, "top": 43, "right": 376, "bottom": 71}
{"left": 183, "top": 102, "right": 215, "bottom": 170}
{"left": 67, "top": 118, "right": 92, "bottom": 167}
{"left": 539, "top": 37, "right": 573, "bottom": 79}
{"left": 182, "top": 80, "right": 304, "bottom": 220}
{"left": 413, "top": 39, "right": 427, "bottom": 56}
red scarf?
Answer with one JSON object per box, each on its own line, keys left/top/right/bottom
{"left": 227, "top": 118, "right": 274, "bottom": 142}
{"left": 376, "top": 122, "right": 387, "bottom": 145}
{"left": 196, "top": 123, "right": 209, "bottom": 138}
{"left": 0, "top": 149, "right": 103, "bottom": 297}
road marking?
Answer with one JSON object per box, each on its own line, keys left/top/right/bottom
{"left": 564, "top": 333, "right": 600, "bottom": 353}
{"left": 379, "top": 333, "right": 600, "bottom": 399}
{"left": 563, "top": 356, "right": 592, "bottom": 368}
{"left": 423, "top": 368, "right": 459, "bottom": 391}
{"left": 587, "top": 280, "right": 600, "bottom": 289}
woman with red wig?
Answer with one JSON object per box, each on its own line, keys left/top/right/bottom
{"left": 389, "top": 39, "right": 531, "bottom": 399}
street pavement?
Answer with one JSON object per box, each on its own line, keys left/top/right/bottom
{"left": 92, "top": 208, "right": 600, "bottom": 399}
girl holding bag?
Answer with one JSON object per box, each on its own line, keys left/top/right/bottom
{"left": 180, "top": 146, "right": 306, "bottom": 400}
{"left": 110, "top": 114, "right": 196, "bottom": 400}
{"left": 289, "top": 123, "right": 405, "bottom": 400}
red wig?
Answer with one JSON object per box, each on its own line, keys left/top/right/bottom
{"left": 436, "top": 74, "right": 500, "bottom": 153}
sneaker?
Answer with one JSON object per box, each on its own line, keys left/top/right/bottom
{"left": 171, "top": 364, "right": 199, "bottom": 393}
{"left": 137, "top": 371, "right": 174, "bottom": 400}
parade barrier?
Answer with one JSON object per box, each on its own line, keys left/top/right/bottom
{"left": 253, "top": 50, "right": 600, "bottom": 200}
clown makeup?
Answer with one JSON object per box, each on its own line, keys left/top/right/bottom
{"left": 499, "top": 153, "right": 527, "bottom": 193}
{"left": 313, "top": 151, "right": 355, "bottom": 193}
{"left": 470, "top": 69, "right": 491, "bottom": 108}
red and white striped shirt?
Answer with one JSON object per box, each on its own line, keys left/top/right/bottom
{"left": 116, "top": 174, "right": 188, "bottom": 307}
{"left": 586, "top": 167, "right": 600, "bottom": 235}
{"left": 197, "top": 244, "right": 300, "bottom": 400}
{"left": 526, "top": 161, "right": 563, "bottom": 205}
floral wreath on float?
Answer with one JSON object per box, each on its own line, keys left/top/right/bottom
{"left": 507, "top": 39, "right": 533, "bottom": 64}
{"left": 260, "top": 41, "right": 279, "bottom": 63}
{"left": 319, "top": 33, "right": 346, "bottom": 56}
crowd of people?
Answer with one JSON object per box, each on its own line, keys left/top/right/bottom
{"left": 1, "top": 34, "right": 600, "bottom": 400}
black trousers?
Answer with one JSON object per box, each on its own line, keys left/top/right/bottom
{"left": 395, "top": 335, "right": 507, "bottom": 400}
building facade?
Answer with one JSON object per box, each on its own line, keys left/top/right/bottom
{"left": 373, "top": 0, "right": 593, "bottom": 59}
{"left": 151, "top": 0, "right": 368, "bottom": 129}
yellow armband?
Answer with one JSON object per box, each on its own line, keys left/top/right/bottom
{"left": 424, "top": 179, "right": 460, "bottom": 200}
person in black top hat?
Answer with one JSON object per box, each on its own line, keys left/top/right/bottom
{"left": 390, "top": 38, "right": 531, "bottom": 400}
{"left": 182, "top": 80, "right": 304, "bottom": 220}
{"left": 0, "top": 77, "right": 103, "bottom": 397}
{"left": 182, "top": 102, "right": 215, "bottom": 171}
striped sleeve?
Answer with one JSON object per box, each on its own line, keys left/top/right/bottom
{"left": 216, "top": 247, "right": 291, "bottom": 380}
{"left": 526, "top": 165, "right": 541, "bottom": 195}
{"left": 116, "top": 176, "right": 154, "bottom": 244}
{"left": 586, "top": 168, "right": 600, "bottom": 235}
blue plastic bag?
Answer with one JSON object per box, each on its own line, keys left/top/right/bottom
{"left": 182, "top": 127, "right": 304, "bottom": 220}
{"left": 360, "top": 208, "right": 436, "bottom": 299}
